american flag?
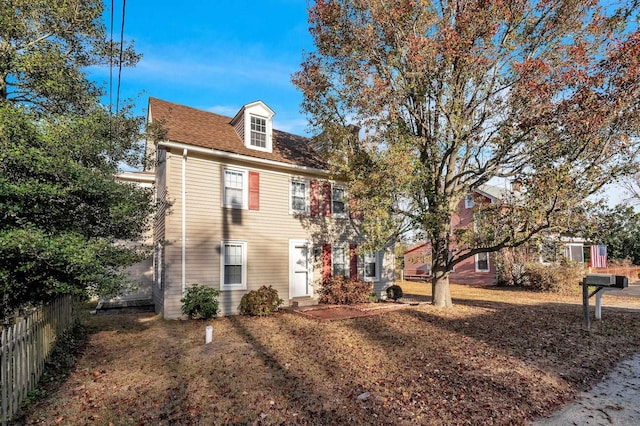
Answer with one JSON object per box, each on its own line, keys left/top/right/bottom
{"left": 590, "top": 244, "right": 607, "bottom": 268}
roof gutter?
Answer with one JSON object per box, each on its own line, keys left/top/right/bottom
{"left": 157, "top": 140, "right": 329, "bottom": 176}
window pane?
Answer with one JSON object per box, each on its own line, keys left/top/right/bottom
{"left": 291, "top": 181, "right": 306, "bottom": 212}
{"left": 570, "top": 245, "right": 583, "bottom": 262}
{"left": 364, "top": 253, "right": 376, "bottom": 278}
{"left": 225, "top": 171, "right": 243, "bottom": 206}
{"left": 477, "top": 253, "right": 488, "bottom": 270}
{"left": 250, "top": 116, "right": 267, "bottom": 148}
{"left": 465, "top": 194, "right": 475, "bottom": 208}
{"left": 292, "top": 197, "right": 305, "bottom": 212}
{"left": 332, "top": 187, "right": 345, "bottom": 214}
{"left": 223, "top": 243, "right": 243, "bottom": 286}
{"left": 365, "top": 262, "right": 376, "bottom": 278}
{"left": 333, "top": 247, "right": 346, "bottom": 276}
{"left": 224, "top": 265, "right": 242, "bottom": 285}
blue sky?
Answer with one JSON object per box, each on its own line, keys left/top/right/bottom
{"left": 92, "top": 0, "right": 632, "bottom": 206}
{"left": 93, "top": 0, "right": 313, "bottom": 136}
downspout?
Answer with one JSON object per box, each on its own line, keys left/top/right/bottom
{"left": 182, "top": 148, "right": 187, "bottom": 294}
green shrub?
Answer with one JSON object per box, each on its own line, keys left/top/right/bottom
{"left": 239, "top": 285, "right": 283, "bottom": 316}
{"left": 368, "top": 292, "right": 378, "bottom": 303}
{"left": 181, "top": 284, "right": 221, "bottom": 320}
{"left": 319, "top": 276, "right": 372, "bottom": 305}
{"left": 386, "top": 284, "right": 404, "bottom": 301}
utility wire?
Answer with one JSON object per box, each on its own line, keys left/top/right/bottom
{"left": 109, "top": 0, "right": 114, "bottom": 117}
{"left": 115, "top": 0, "right": 127, "bottom": 115}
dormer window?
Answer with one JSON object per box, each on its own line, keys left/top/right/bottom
{"left": 250, "top": 115, "right": 267, "bottom": 148}
{"left": 230, "top": 101, "right": 275, "bottom": 154}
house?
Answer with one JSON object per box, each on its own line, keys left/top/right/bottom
{"left": 100, "top": 170, "right": 156, "bottom": 313}
{"left": 135, "top": 97, "right": 394, "bottom": 318}
{"left": 403, "top": 185, "right": 588, "bottom": 285}
{"left": 403, "top": 185, "right": 502, "bottom": 285}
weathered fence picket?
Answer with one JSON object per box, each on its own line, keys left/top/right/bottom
{"left": 0, "top": 296, "right": 76, "bottom": 425}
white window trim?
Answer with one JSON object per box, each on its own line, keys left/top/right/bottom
{"left": 475, "top": 252, "right": 490, "bottom": 272}
{"left": 363, "top": 251, "right": 381, "bottom": 282}
{"left": 220, "top": 240, "right": 247, "bottom": 290}
{"left": 464, "top": 193, "right": 475, "bottom": 209}
{"left": 332, "top": 244, "right": 350, "bottom": 277}
{"left": 222, "top": 167, "right": 248, "bottom": 209}
{"left": 332, "top": 185, "right": 348, "bottom": 218}
{"left": 245, "top": 113, "right": 273, "bottom": 153}
{"left": 289, "top": 178, "right": 310, "bottom": 215}
{"left": 564, "top": 243, "right": 584, "bottom": 263}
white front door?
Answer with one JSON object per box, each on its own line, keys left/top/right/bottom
{"left": 290, "top": 240, "right": 311, "bottom": 298}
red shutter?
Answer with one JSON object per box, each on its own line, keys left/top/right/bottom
{"left": 248, "top": 171, "right": 259, "bottom": 210}
{"left": 310, "top": 180, "right": 320, "bottom": 216}
{"left": 349, "top": 244, "right": 358, "bottom": 279}
{"left": 322, "top": 244, "right": 332, "bottom": 284}
{"left": 322, "top": 182, "right": 332, "bottom": 217}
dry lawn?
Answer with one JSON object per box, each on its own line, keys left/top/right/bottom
{"left": 16, "top": 283, "right": 640, "bottom": 425}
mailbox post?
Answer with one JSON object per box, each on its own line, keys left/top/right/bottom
{"left": 581, "top": 274, "right": 629, "bottom": 329}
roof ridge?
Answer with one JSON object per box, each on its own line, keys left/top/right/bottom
{"left": 149, "top": 97, "right": 234, "bottom": 122}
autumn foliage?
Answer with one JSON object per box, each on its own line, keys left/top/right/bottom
{"left": 319, "top": 276, "right": 372, "bottom": 305}
{"left": 239, "top": 285, "right": 284, "bottom": 316}
{"left": 294, "top": 0, "right": 640, "bottom": 307}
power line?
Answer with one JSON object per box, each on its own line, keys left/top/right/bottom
{"left": 115, "top": 0, "right": 126, "bottom": 115}
{"left": 109, "top": 0, "right": 114, "bottom": 117}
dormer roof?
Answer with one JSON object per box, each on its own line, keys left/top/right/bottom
{"left": 148, "top": 97, "right": 326, "bottom": 170}
{"left": 230, "top": 100, "right": 275, "bottom": 124}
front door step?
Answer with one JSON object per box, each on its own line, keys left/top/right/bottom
{"left": 290, "top": 297, "right": 318, "bottom": 308}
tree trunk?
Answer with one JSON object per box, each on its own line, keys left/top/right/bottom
{"left": 432, "top": 267, "right": 452, "bottom": 307}
{"left": 431, "top": 235, "right": 453, "bottom": 307}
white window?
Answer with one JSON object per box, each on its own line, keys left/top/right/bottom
{"left": 290, "top": 180, "right": 308, "bottom": 214}
{"left": 332, "top": 245, "right": 349, "bottom": 277}
{"left": 564, "top": 244, "right": 584, "bottom": 263}
{"left": 233, "top": 102, "right": 274, "bottom": 153}
{"left": 250, "top": 115, "right": 267, "bottom": 148}
{"left": 220, "top": 241, "right": 247, "bottom": 289}
{"left": 223, "top": 168, "right": 247, "bottom": 208}
{"left": 475, "top": 252, "right": 490, "bottom": 272}
{"left": 364, "top": 252, "right": 381, "bottom": 282}
{"left": 464, "top": 193, "right": 475, "bottom": 209}
{"left": 332, "top": 186, "right": 346, "bottom": 217}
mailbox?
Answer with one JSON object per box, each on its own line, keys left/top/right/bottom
{"left": 582, "top": 274, "right": 628, "bottom": 289}
{"left": 583, "top": 274, "right": 615, "bottom": 286}
{"left": 581, "top": 274, "right": 629, "bottom": 329}
{"left": 613, "top": 275, "right": 629, "bottom": 289}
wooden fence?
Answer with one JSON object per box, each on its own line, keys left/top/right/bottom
{"left": 591, "top": 266, "right": 640, "bottom": 282}
{"left": 1, "top": 296, "right": 77, "bottom": 425}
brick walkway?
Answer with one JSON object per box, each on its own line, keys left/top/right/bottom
{"left": 291, "top": 295, "right": 430, "bottom": 320}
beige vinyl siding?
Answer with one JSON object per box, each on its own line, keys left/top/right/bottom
{"left": 162, "top": 150, "right": 185, "bottom": 318}
{"left": 159, "top": 148, "right": 395, "bottom": 318}
{"left": 233, "top": 117, "right": 244, "bottom": 142}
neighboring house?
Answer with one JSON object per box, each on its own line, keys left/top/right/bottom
{"left": 109, "top": 171, "right": 155, "bottom": 307}
{"left": 130, "top": 97, "right": 394, "bottom": 318}
{"left": 403, "top": 185, "right": 502, "bottom": 285}
{"left": 403, "top": 184, "right": 588, "bottom": 285}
